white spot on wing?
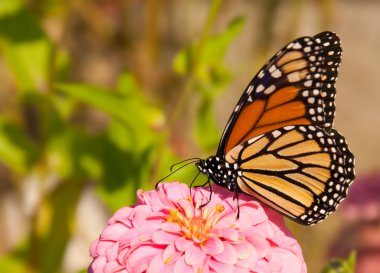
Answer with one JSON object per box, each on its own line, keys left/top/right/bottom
{"left": 287, "top": 72, "right": 301, "bottom": 82}
{"left": 272, "top": 130, "right": 281, "bottom": 138}
{"left": 247, "top": 85, "right": 254, "bottom": 95}
{"left": 256, "top": 84, "right": 265, "bottom": 93}
{"left": 269, "top": 65, "right": 276, "bottom": 73}
{"left": 264, "top": 85, "right": 276, "bottom": 94}
{"left": 293, "top": 42, "right": 302, "bottom": 49}
{"left": 272, "top": 69, "right": 282, "bottom": 78}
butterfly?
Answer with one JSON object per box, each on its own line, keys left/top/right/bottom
{"left": 194, "top": 31, "right": 355, "bottom": 225}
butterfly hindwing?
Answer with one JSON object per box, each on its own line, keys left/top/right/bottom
{"left": 217, "top": 32, "right": 342, "bottom": 156}
{"left": 225, "top": 125, "right": 355, "bottom": 225}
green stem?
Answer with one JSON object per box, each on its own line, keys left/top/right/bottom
{"left": 149, "top": 0, "right": 222, "bottom": 182}
{"left": 167, "top": 0, "right": 222, "bottom": 128}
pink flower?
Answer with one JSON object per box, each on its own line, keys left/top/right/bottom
{"left": 89, "top": 182, "right": 307, "bottom": 273}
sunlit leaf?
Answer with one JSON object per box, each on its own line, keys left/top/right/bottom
{"left": 194, "top": 98, "right": 220, "bottom": 153}
{"left": 321, "top": 251, "right": 356, "bottom": 273}
{"left": 34, "top": 179, "right": 83, "bottom": 273}
{"left": 56, "top": 79, "right": 164, "bottom": 150}
{"left": 173, "top": 17, "right": 244, "bottom": 82}
{"left": 0, "top": 0, "right": 52, "bottom": 93}
{"left": 0, "top": 255, "right": 26, "bottom": 273}
{"left": 0, "top": 118, "right": 37, "bottom": 173}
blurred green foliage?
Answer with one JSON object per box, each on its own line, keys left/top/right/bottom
{"left": 0, "top": 0, "right": 358, "bottom": 273}
{"left": 322, "top": 252, "right": 356, "bottom": 273}
{"left": 0, "top": 0, "right": 242, "bottom": 272}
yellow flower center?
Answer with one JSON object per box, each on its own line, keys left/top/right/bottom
{"left": 167, "top": 198, "right": 225, "bottom": 244}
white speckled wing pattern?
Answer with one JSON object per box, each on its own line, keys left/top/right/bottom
{"left": 314, "top": 32, "right": 342, "bottom": 131}
{"left": 225, "top": 125, "right": 355, "bottom": 225}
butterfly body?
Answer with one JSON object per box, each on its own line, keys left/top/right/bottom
{"left": 196, "top": 156, "right": 240, "bottom": 191}
{"left": 193, "top": 32, "right": 355, "bottom": 225}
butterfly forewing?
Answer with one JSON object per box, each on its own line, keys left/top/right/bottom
{"left": 217, "top": 32, "right": 342, "bottom": 156}
{"left": 225, "top": 125, "right": 354, "bottom": 225}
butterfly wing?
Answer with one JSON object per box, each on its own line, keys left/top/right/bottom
{"left": 217, "top": 32, "right": 342, "bottom": 156}
{"left": 225, "top": 125, "right": 355, "bottom": 225}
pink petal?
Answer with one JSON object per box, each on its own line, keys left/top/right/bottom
{"left": 94, "top": 240, "right": 115, "bottom": 256}
{"left": 236, "top": 247, "right": 257, "bottom": 269}
{"left": 166, "top": 182, "right": 190, "bottom": 202}
{"left": 245, "top": 234, "right": 270, "bottom": 259}
{"left": 208, "top": 258, "right": 234, "bottom": 272}
{"left": 101, "top": 223, "right": 127, "bottom": 241}
{"left": 104, "top": 260, "right": 124, "bottom": 273}
{"left": 175, "top": 237, "right": 193, "bottom": 251}
{"left": 276, "top": 248, "right": 304, "bottom": 273}
{"left": 233, "top": 241, "right": 254, "bottom": 260}
{"left": 174, "top": 255, "right": 193, "bottom": 273}
{"left": 220, "top": 228, "right": 239, "bottom": 241}
{"left": 185, "top": 245, "right": 206, "bottom": 265}
{"left": 197, "top": 256, "right": 211, "bottom": 273}
{"left": 268, "top": 249, "right": 282, "bottom": 272}
{"left": 256, "top": 259, "right": 270, "bottom": 273}
{"left": 161, "top": 222, "right": 181, "bottom": 233}
{"left": 108, "top": 207, "right": 133, "bottom": 224}
{"left": 88, "top": 256, "right": 107, "bottom": 273}
{"left": 233, "top": 267, "right": 250, "bottom": 273}
{"left": 212, "top": 242, "right": 238, "bottom": 264}
{"left": 127, "top": 245, "right": 163, "bottom": 271}
{"left": 215, "top": 212, "right": 237, "bottom": 229}
{"left": 147, "top": 254, "right": 175, "bottom": 273}
{"left": 152, "top": 230, "right": 178, "bottom": 245}
{"left": 138, "top": 230, "right": 154, "bottom": 242}
{"left": 201, "top": 237, "right": 224, "bottom": 255}
{"left": 89, "top": 239, "right": 100, "bottom": 257}
{"left": 163, "top": 244, "right": 182, "bottom": 265}
{"left": 105, "top": 241, "right": 120, "bottom": 261}
{"left": 119, "top": 229, "right": 142, "bottom": 247}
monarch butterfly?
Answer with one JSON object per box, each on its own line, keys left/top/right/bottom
{"left": 193, "top": 31, "right": 355, "bottom": 225}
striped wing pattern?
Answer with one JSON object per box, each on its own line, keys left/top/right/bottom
{"left": 225, "top": 125, "right": 355, "bottom": 225}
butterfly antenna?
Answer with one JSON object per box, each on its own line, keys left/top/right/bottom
{"left": 155, "top": 159, "right": 199, "bottom": 190}
{"left": 170, "top": 157, "right": 201, "bottom": 172}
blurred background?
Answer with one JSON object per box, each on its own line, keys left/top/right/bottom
{"left": 0, "top": 0, "right": 379, "bottom": 272}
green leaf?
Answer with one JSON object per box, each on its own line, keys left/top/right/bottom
{"left": 321, "top": 251, "right": 356, "bottom": 273}
{"left": 56, "top": 79, "right": 164, "bottom": 150}
{"left": 0, "top": 255, "right": 26, "bottom": 273}
{"left": 194, "top": 98, "right": 220, "bottom": 153}
{"left": 0, "top": 0, "right": 52, "bottom": 93}
{"left": 173, "top": 17, "right": 244, "bottom": 81}
{"left": 33, "top": 179, "right": 83, "bottom": 273}
{"left": 0, "top": 118, "right": 37, "bottom": 173}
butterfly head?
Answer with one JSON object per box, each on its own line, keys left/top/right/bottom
{"left": 195, "top": 156, "right": 238, "bottom": 191}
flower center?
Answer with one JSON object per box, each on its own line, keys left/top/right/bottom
{"left": 167, "top": 200, "right": 225, "bottom": 244}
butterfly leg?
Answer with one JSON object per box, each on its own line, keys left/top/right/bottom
{"left": 189, "top": 171, "right": 201, "bottom": 196}
{"left": 233, "top": 184, "right": 240, "bottom": 220}
{"left": 199, "top": 177, "right": 213, "bottom": 208}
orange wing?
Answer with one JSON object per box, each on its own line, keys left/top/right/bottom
{"left": 217, "top": 32, "right": 342, "bottom": 156}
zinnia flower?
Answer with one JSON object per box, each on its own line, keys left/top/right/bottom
{"left": 89, "top": 182, "right": 307, "bottom": 273}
